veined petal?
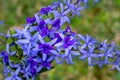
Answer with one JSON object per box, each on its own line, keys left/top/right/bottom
{"left": 86, "top": 34, "right": 90, "bottom": 43}
{"left": 32, "top": 32, "right": 39, "bottom": 40}
{"left": 63, "top": 8, "right": 71, "bottom": 15}
{"left": 54, "top": 42, "right": 63, "bottom": 47}
{"left": 59, "top": 33, "right": 64, "bottom": 39}
{"left": 17, "top": 39, "right": 29, "bottom": 44}
{"left": 47, "top": 56, "right": 54, "bottom": 62}
{"left": 71, "top": 51, "right": 80, "bottom": 56}
{"left": 64, "top": 16, "right": 70, "bottom": 24}
{"left": 79, "top": 55, "right": 87, "bottom": 60}
{"left": 27, "top": 43, "right": 31, "bottom": 54}
{"left": 33, "top": 58, "right": 42, "bottom": 63}
{"left": 50, "top": 50, "right": 59, "bottom": 56}
{"left": 43, "top": 53, "right": 47, "bottom": 61}
{"left": 116, "top": 65, "right": 120, "bottom": 71}
{"left": 88, "top": 57, "right": 92, "bottom": 65}
{"left": 48, "top": 38, "right": 57, "bottom": 45}
{"left": 78, "top": 34, "right": 85, "bottom": 41}
{"left": 38, "top": 34, "right": 45, "bottom": 44}
{"left": 65, "top": 49, "right": 69, "bottom": 56}
{"left": 37, "top": 66, "right": 43, "bottom": 72}
{"left": 6, "top": 44, "right": 10, "bottom": 53}
{"left": 10, "top": 51, "right": 16, "bottom": 56}
{"left": 15, "top": 67, "right": 21, "bottom": 75}
{"left": 24, "top": 24, "right": 30, "bottom": 32}
{"left": 68, "top": 54, "right": 73, "bottom": 64}
{"left": 81, "top": 43, "right": 87, "bottom": 49}
{"left": 24, "top": 31, "right": 31, "bottom": 40}
{"left": 60, "top": 3, "right": 64, "bottom": 13}
{"left": 80, "top": 49, "right": 87, "bottom": 54}
{"left": 55, "top": 57, "right": 64, "bottom": 64}
{"left": 34, "top": 13, "right": 40, "bottom": 24}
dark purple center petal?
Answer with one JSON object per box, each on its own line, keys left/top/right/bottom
{"left": 42, "top": 62, "right": 51, "bottom": 68}
{"left": 63, "top": 36, "right": 74, "bottom": 48}
{"left": 40, "top": 7, "right": 52, "bottom": 14}
{"left": 52, "top": 19, "right": 60, "bottom": 29}
{"left": 1, "top": 51, "right": 8, "bottom": 63}
{"left": 39, "top": 44, "right": 53, "bottom": 54}
{"left": 38, "top": 20, "right": 45, "bottom": 29}
{"left": 26, "top": 17, "right": 36, "bottom": 24}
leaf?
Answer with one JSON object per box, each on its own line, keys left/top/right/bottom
{"left": 9, "top": 28, "right": 15, "bottom": 35}
{"left": 35, "top": 75, "right": 40, "bottom": 80}
{"left": 6, "top": 38, "right": 13, "bottom": 44}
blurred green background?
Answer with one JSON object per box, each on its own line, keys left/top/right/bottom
{"left": 0, "top": 0, "right": 120, "bottom": 80}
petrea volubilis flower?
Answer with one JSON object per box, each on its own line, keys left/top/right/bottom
{"left": 40, "top": 6, "right": 52, "bottom": 15}
{"left": 1, "top": 0, "right": 120, "bottom": 80}
{"left": 26, "top": 17, "right": 36, "bottom": 24}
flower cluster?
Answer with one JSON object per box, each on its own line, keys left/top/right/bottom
{"left": 0, "top": 0, "right": 120, "bottom": 80}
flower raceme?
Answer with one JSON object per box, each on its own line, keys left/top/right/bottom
{"left": 0, "top": 0, "right": 120, "bottom": 80}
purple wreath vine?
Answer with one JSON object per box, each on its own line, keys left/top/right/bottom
{"left": 0, "top": 0, "right": 120, "bottom": 80}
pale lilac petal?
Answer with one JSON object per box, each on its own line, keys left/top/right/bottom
{"left": 6, "top": 44, "right": 10, "bottom": 53}
{"left": 88, "top": 57, "right": 92, "bottom": 65}
{"left": 60, "top": 3, "right": 64, "bottom": 12}
{"left": 50, "top": 50, "right": 59, "bottom": 56}
{"left": 48, "top": 38, "right": 57, "bottom": 45}
{"left": 38, "top": 34, "right": 45, "bottom": 44}
{"left": 78, "top": 34, "right": 85, "bottom": 41}
{"left": 34, "top": 13, "right": 40, "bottom": 24}
{"left": 65, "top": 49, "right": 69, "bottom": 56}
{"left": 43, "top": 53, "right": 47, "bottom": 61}
{"left": 37, "top": 66, "right": 43, "bottom": 72}
{"left": 54, "top": 42, "right": 63, "bottom": 47}
{"left": 15, "top": 67, "right": 21, "bottom": 75}
{"left": 71, "top": 51, "right": 80, "bottom": 56}
{"left": 17, "top": 39, "right": 29, "bottom": 43}
{"left": 79, "top": 55, "right": 87, "bottom": 60}
{"left": 47, "top": 56, "right": 54, "bottom": 62}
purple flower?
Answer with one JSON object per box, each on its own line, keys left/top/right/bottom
{"left": 38, "top": 43, "right": 53, "bottom": 54}
{"left": 38, "top": 34, "right": 57, "bottom": 54}
{"left": 35, "top": 55, "right": 54, "bottom": 72}
{"left": 38, "top": 20, "right": 46, "bottom": 29}
{"left": 40, "top": 27, "right": 49, "bottom": 37}
{"left": 63, "top": 36, "right": 74, "bottom": 48}
{"left": 99, "top": 41, "right": 114, "bottom": 64}
{"left": 16, "top": 30, "right": 39, "bottom": 55}
{"left": 79, "top": 47, "right": 98, "bottom": 66}
{"left": 1, "top": 51, "right": 8, "bottom": 63}
{"left": 52, "top": 3, "right": 70, "bottom": 26}
{"left": 63, "top": 26, "right": 75, "bottom": 36}
{"left": 51, "top": 18, "right": 61, "bottom": 30}
{"left": 40, "top": 6, "right": 52, "bottom": 14}
{"left": 5, "top": 67, "right": 21, "bottom": 80}
{"left": 110, "top": 56, "right": 120, "bottom": 71}
{"left": 27, "top": 57, "right": 38, "bottom": 76}
{"left": 26, "top": 17, "right": 36, "bottom": 24}
{"left": 53, "top": 33, "right": 62, "bottom": 44}
{"left": 78, "top": 34, "right": 97, "bottom": 49}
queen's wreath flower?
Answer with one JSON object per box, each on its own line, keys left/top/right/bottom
{"left": 0, "top": 0, "right": 120, "bottom": 80}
